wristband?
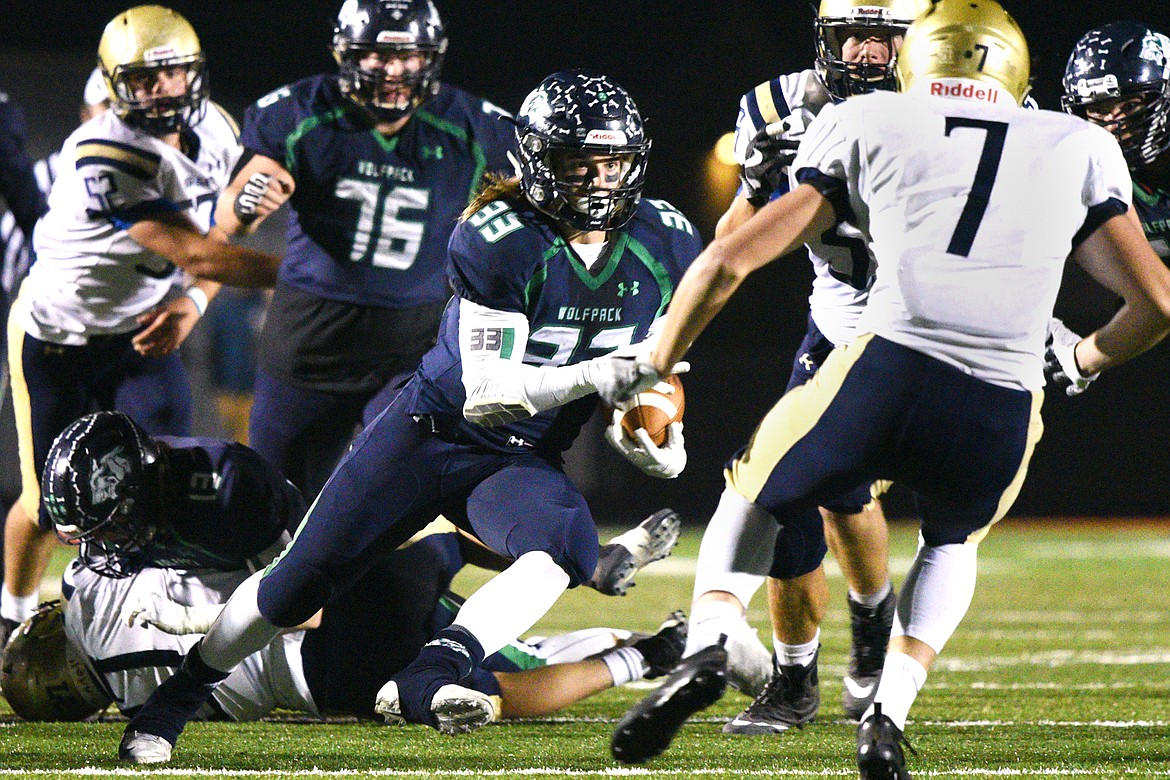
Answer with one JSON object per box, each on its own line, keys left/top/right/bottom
{"left": 184, "top": 286, "right": 209, "bottom": 316}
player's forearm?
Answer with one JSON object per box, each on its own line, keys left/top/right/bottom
{"left": 1078, "top": 301, "right": 1170, "bottom": 375}
{"left": 184, "top": 242, "right": 280, "bottom": 288}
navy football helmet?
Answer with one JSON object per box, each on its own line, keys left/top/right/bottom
{"left": 332, "top": 0, "right": 447, "bottom": 122}
{"left": 513, "top": 70, "right": 651, "bottom": 232}
{"left": 1062, "top": 21, "right": 1170, "bottom": 167}
{"left": 42, "top": 412, "right": 162, "bottom": 579}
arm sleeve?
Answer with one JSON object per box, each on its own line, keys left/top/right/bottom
{"left": 458, "top": 299, "right": 599, "bottom": 426}
{"left": 0, "top": 97, "right": 48, "bottom": 236}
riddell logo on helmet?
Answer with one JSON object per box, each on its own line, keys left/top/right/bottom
{"left": 929, "top": 80, "right": 1002, "bottom": 103}
{"left": 585, "top": 129, "right": 627, "bottom": 145}
{"left": 376, "top": 31, "right": 413, "bottom": 44}
{"left": 143, "top": 46, "right": 178, "bottom": 62}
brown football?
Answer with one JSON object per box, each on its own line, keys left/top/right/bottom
{"left": 616, "top": 374, "right": 685, "bottom": 446}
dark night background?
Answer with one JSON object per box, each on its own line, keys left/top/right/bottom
{"left": 1, "top": 1, "right": 1168, "bottom": 524}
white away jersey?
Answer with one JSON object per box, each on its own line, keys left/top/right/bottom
{"left": 793, "top": 87, "right": 1132, "bottom": 390}
{"left": 19, "top": 104, "right": 241, "bottom": 344}
{"left": 64, "top": 561, "right": 317, "bottom": 721}
{"left": 733, "top": 71, "right": 873, "bottom": 346}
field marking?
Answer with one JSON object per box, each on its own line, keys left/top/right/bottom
{"left": 0, "top": 767, "right": 1166, "bottom": 778}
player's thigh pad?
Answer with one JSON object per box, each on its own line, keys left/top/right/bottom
{"left": 728, "top": 334, "right": 881, "bottom": 520}
{"left": 465, "top": 457, "right": 599, "bottom": 587}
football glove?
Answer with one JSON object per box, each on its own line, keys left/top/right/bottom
{"left": 587, "top": 356, "right": 690, "bottom": 408}
{"left": 605, "top": 419, "right": 686, "bottom": 479}
{"left": 125, "top": 593, "right": 223, "bottom": 635}
{"left": 741, "top": 122, "right": 799, "bottom": 208}
{"left": 1044, "top": 317, "right": 1097, "bottom": 396}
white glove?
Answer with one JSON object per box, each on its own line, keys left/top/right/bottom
{"left": 605, "top": 418, "right": 687, "bottom": 479}
{"left": 124, "top": 592, "right": 224, "bottom": 635}
{"left": 586, "top": 356, "right": 690, "bottom": 408}
{"left": 1044, "top": 317, "right": 1097, "bottom": 396}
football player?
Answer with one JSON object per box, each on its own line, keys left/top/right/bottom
{"left": 211, "top": 0, "right": 515, "bottom": 504}
{"left": 674, "top": 0, "right": 930, "bottom": 737}
{"left": 117, "top": 69, "right": 699, "bottom": 763}
{"left": 607, "top": 1, "right": 1170, "bottom": 776}
{"left": 3, "top": 412, "right": 685, "bottom": 726}
{"left": 1047, "top": 22, "right": 1170, "bottom": 395}
{"left": 1, "top": 6, "right": 284, "bottom": 655}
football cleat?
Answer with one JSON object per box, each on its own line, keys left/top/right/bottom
{"left": 0, "top": 616, "right": 18, "bottom": 665}
{"left": 857, "top": 703, "right": 915, "bottom": 779}
{"left": 723, "top": 649, "right": 819, "bottom": 735}
{"left": 374, "top": 680, "right": 406, "bottom": 725}
{"left": 611, "top": 639, "right": 728, "bottom": 764}
{"left": 118, "top": 731, "right": 173, "bottom": 764}
{"left": 844, "top": 589, "right": 897, "bottom": 721}
{"left": 685, "top": 613, "right": 773, "bottom": 699}
{"left": 430, "top": 684, "right": 498, "bottom": 735}
{"left": 629, "top": 610, "right": 687, "bottom": 679}
{"left": 588, "top": 508, "right": 681, "bottom": 596}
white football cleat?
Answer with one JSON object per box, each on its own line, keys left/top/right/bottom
{"left": 118, "top": 731, "right": 173, "bottom": 764}
{"left": 685, "top": 616, "right": 772, "bottom": 699}
{"left": 431, "top": 684, "right": 498, "bottom": 735}
{"left": 374, "top": 680, "right": 406, "bottom": 725}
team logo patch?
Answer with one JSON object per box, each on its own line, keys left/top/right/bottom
{"left": 90, "top": 446, "right": 131, "bottom": 504}
{"left": 337, "top": 0, "right": 370, "bottom": 29}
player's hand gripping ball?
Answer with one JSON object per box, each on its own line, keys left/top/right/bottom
{"left": 613, "top": 375, "right": 685, "bottom": 446}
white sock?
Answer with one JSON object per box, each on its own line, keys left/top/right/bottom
{"left": 691, "top": 488, "right": 776, "bottom": 606}
{"left": 1, "top": 585, "right": 39, "bottom": 624}
{"left": 198, "top": 570, "right": 282, "bottom": 673}
{"left": 684, "top": 598, "right": 745, "bottom": 657}
{"left": 600, "top": 646, "right": 648, "bottom": 686}
{"left": 523, "top": 628, "right": 627, "bottom": 664}
{"left": 865, "top": 651, "right": 927, "bottom": 730}
{"left": 775, "top": 628, "right": 820, "bottom": 667}
{"left": 849, "top": 580, "right": 892, "bottom": 608}
{"left": 895, "top": 542, "right": 978, "bottom": 653}
{"left": 453, "top": 550, "right": 570, "bottom": 657}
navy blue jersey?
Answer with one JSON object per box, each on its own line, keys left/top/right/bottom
{"left": 1134, "top": 180, "right": 1170, "bottom": 265}
{"left": 409, "top": 196, "right": 702, "bottom": 454}
{"left": 241, "top": 75, "right": 515, "bottom": 308}
{"left": 140, "top": 437, "right": 301, "bottom": 571}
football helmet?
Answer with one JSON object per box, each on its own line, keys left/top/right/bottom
{"left": 332, "top": 0, "right": 447, "bottom": 122}
{"left": 815, "top": 0, "right": 932, "bottom": 100}
{"left": 1062, "top": 22, "right": 1170, "bottom": 167}
{"left": 0, "top": 601, "right": 112, "bottom": 722}
{"left": 513, "top": 70, "right": 651, "bottom": 232}
{"left": 894, "top": 0, "right": 1031, "bottom": 106}
{"left": 42, "top": 412, "right": 162, "bottom": 579}
{"left": 97, "top": 5, "right": 208, "bottom": 135}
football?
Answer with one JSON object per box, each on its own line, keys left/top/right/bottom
{"left": 615, "top": 375, "right": 685, "bottom": 447}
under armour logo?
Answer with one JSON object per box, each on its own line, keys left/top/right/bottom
{"left": 799, "top": 353, "right": 815, "bottom": 372}
{"left": 420, "top": 145, "right": 444, "bottom": 160}
{"left": 43, "top": 345, "right": 66, "bottom": 356}
{"left": 617, "top": 281, "right": 639, "bottom": 297}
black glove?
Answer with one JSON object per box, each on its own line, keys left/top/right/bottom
{"left": 741, "top": 123, "right": 799, "bottom": 208}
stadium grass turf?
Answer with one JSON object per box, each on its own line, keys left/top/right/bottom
{"left": 2, "top": 519, "right": 1169, "bottom": 778}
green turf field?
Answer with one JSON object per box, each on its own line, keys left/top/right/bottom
{"left": 2, "top": 519, "right": 1169, "bottom": 778}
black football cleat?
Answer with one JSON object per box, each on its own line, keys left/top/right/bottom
{"left": 857, "top": 703, "right": 915, "bottom": 780}
{"left": 723, "top": 649, "right": 819, "bottom": 734}
{"left": 611, "top": 639, "right": 728, "bottom": 764}
{"left": 588, "top": 509, "right": 681, "bottom": 596}
{"left": 629, "top": 610, "right": 687, "bottom": 679}
{"left": 843, "top": 589, "right": 897, "bottom": 721}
